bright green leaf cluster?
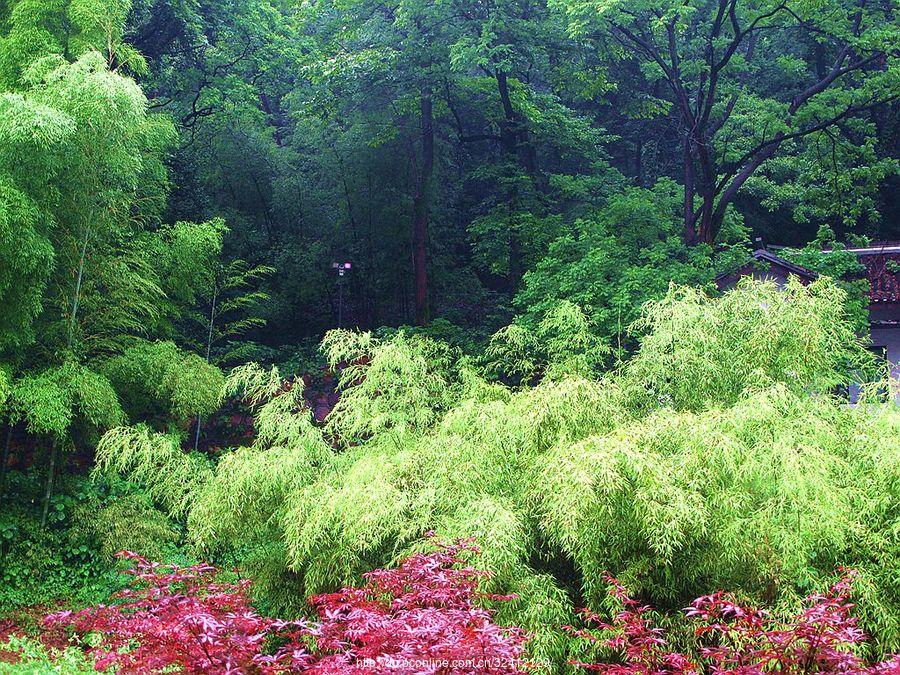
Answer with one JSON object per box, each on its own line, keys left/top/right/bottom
{"left": 9, "top": 362, "right": 124, "bottom": 438}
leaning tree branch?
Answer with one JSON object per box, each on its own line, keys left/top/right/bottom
{"left": 443, "top": 83, "right": 503, "bottom": 144}
{"left": 698, "top": 1, "right": 785, "bottom": 130}
{"left": 711, "top": 94, "right": 898, "bottom": 221}
{"left": 715, "top": 49, "right": 889, "bottom": 189}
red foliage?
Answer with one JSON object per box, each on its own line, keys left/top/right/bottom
{"left": 566, "top": 577, "right": 695, "bottom": 674}
{"left": 570, "top": 572, "right": 900, "bottom": 674}
{"left": 304, "top": 540, "right": 528, "bottom": 674}
{"left": 45, "top": 552, "right": 309, "bottom": 674}
{"left": 45, "top": 541, "right": 529, "bottom": 674}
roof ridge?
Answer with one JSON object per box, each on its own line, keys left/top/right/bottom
{"left": 751, "top": 249, "right": 818, "bottom": 278}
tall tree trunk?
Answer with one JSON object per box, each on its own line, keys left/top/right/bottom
{"left": 67, "top": 228, "right": 91, "bottom": 351}
{"left": 250, "top": 173, "right": 278, "bottom": 246}
{"left": 495, "top": 70, "right": 540, "bottom": 286}
{"left": 0, "top": 423, "right": 12, "bottom": 503}
{"left": 697, "top": 195, "right": 717, "bottom": 245}
{"left": 194, "top": 280, "right": 219, "bottom": 452}
{"left": 496, "top": 70, "right": 518, "bottom": 157}
{"left": 40, "top": 440, "right": 59, "bottom": 527}
{"left": 683, "top": 135, "right": 697, "bottom": 245}
{"left": 495, "top": 70, "right": 538, "bottom": 178}
{"left": 412, "top": 85, "right": 434, "bottom": 327}
{"left": 701, "top": 139, "right": 782, "bottom": 245}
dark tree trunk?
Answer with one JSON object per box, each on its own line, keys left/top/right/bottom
{"left": 683, "top": 135, "right": 697, "bottom": 245}
{"left": 40, "top": 440, "right": 59, "bottom": 528}
{"left": 0, "top": 423, "right": 12, "bottom": 502}
{"left": 697, "top": 196, "right": 717, "bottom": 245}
{"left": 496, "top": 70, "right": 538, "bottom": 178}
{"left": 496, "top": 70, "right": 518, "bottom": 157}
{"left": 494, "top": 70, "right": 541, "bottom": 286}
{"left": 635, "top": 137, "right": 644, "bottom": 187}
{"left": 412, "top": 85, "right": 434, "bottom": 326}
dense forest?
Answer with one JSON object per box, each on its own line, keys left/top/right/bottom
{"left": 0, "top": 0, "right": 898, "bottom": 673}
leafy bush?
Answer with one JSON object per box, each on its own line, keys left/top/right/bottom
{"left": 305, "top": 540, "right": 528, "bottom": 673}
{"left": 95, "top": 362, "right": 327, "bottom": 612}
{"left": 102, "top": 340, "right": 224, "bottom": 426}
{"left": 9, "top": 362, "right": 123, "bottom": 438}
{"left": 485, "top": 301, "right": 609, "bottom": 384}
{"left": 73, "top": 491, "right": 179, "bottom": 561}
{"left": 513, "top": 181, "right": 748, "bottom": 348}
{"left": 0, "top": 365, "right": 9, "bottom": 406}
{"left": 190, "top": 366, "right": 332, "bottom": 611}
{"left": 0, "top": 473, "right": 125, "bottom": 614}
{"left": 94, "top": 426, "right": 212, "bottom": 519}
{"left": 0, "top": 505, "right": 101, "bottom": 612}
{"left": 320, "top": 329, "right": 461, "bottom": 443}
{"left": 780, "top": 225, "right": 872, "bottom": 333}
{"left": 625, "top": 277, "right": 874, "bottom": 411}
{"left": 0, "top": 636, "right": 95, "bottom": 674}
{"left": 45, "top": 551, "right": 296, "bottom": 674}
{"left": 532, "top": 385, "right": 900, "bottom": 612}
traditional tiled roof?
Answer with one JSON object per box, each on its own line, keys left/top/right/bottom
{"left": 716, "top": 243, "right": 900, "bottom": 303}
{"left": 844, "top": 243, "right": 900, "bottom": 304}
{"left": 714, "top": 249, "right": 818, "bottom": 289}
{"left": 751, "top": 249, "right": 818, "bottom": 280}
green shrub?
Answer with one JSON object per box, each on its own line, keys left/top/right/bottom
{"left": 0, "top": 366, "right": 10, "bottom": 407}
{"left": 0, "top": 473, "right": 124, "bottom": 614}
{"left": 9, "top": 363, "right": 124, "bottom": 439}
{"left": 485, "top": 301, "right": 609, "bottom": 384}
{"left": 102, "top": 340, "right": 224, "bottom": 426}
{"left": 94, "top": 426, "right": 211, "bottom": 518}
{"left": 321, "top": 329, "right": 461, "bottom": 444}
{"left": 73, "top": 492, "right": 179, "bottom": 561}
{"left": 625, "top": 277, "right": 876, "bottom": 411}
{"left": 0, "top": 636, "right": 96, "bottom": 674}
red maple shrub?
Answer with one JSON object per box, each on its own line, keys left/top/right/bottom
{"left": 44, "top": 541, "right": 530, "bottom": 674}
{"left": 303, "top": 540, "right": 528, "bottom": 674}
{"left": 44, "top": 552, "right": 310, "bottom": 674}
{"left": 43, "top": 547, "right": 900, "bottom": 674}
{"left": 570, "top": 572, "right": 900, "bottom": 674}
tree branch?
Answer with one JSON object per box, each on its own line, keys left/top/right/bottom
{"left": 714, "top": 94, "right": 898, "bottom": 204}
